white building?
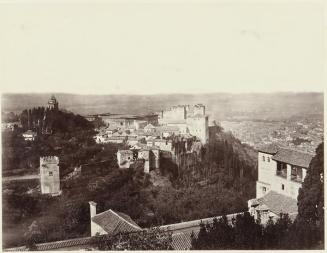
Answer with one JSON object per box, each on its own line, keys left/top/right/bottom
{"left": 117, "top": 150, "right": 135, "bottom": 169}
{"left": 248, "top": 144, "right": 313, "bottom": 225}
{"left": 186, "top": 115, "right": 209, "bottom": 144}
{"left": 22, "top": 130, "right": 37, "bottom": 141}
{"left": 40, "top": 156, "right": 61, "bottom": 196}
{"left": 256, "top": 144, "right": 313, "bottom": 199}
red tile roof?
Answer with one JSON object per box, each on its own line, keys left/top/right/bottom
{"left": 5, "top": 237, "right": 94, "bottom": 251}
{"left": 257, "top": 143, "right": 280, "bottom": 154}
{"left": 272, "top": 148, "right": 313, "bottom": 168}
{"left": 92, "top": 209, "right": 142, "bottom": 235}
{"left": 171, "top": 231, "right": 195, "bottom": 250}
{"left": 257, "top": 191, "right": 298, "bottom": 216}
{"left": 258, "top": 144, "right": 313, "bottom": 168}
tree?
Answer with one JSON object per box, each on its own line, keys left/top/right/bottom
{"left": 296, "top": 142, "right": 324, "bottom": 247}
{"left": 24, "top": 221, "right": 42, "bottom": 250}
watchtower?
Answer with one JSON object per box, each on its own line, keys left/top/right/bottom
{"left": 47, "top": 95, "right": 59, "bottom": 111}
{"left": 40, "top": 156, "right": 61, "bottom": 195}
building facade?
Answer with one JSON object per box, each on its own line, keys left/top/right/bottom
{"left": 186, "top": 115, "right": 209, "bottom": 144}
{"left": 159, "top": 104, "right": 209, "bottom": 144}
{"left": 248, "top": 144, "right": 313, "bottom": 225}
{"left": 256, "top": 144, "right": 312, "bottom": 199}
{"left": 40, "top": 156, "right": 61, "bottom": 195}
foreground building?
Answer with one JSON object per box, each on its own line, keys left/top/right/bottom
{"left": 248, "top": 144, "right": 313, "bottom": 224}
{"left": 256, "top": 144, "right": 313, "bottom": 199}
{"left": 89, "top": 201, "right": 142, "bottom": 237}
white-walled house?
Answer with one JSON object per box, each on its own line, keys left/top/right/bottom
{"left": 256, "top": 144, "right": 313, "bottom": 200}
{"left": 249, "top": 144, "right": 313, "bottom": 225}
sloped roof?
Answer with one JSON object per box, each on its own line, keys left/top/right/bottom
{"left": 257, "top": 191, "right": 298, "bottom": 215}
{"left": 171, "top": 231, "right": 195, "bottom": 250}
{"left": 5, "top": 237, "right": 94, "bottom": 251}
{"left": 272, "top": 148, "right": 313, "bottom": 168}
{"left": 92, "top": 209, "right": 142, "bottom": 235}
{"left": 257, "top": 143, "right": 280, "bottom": 154}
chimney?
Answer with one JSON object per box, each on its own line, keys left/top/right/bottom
{"left": 89, "top": 201, "right": 97, "bottom": 218}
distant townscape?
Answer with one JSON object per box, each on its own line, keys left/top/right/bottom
{"left": 221, "top": 118, "right": 323, "bottom": 154}
{"left": 2, "top": 94, "right": 324, "bottom": 250}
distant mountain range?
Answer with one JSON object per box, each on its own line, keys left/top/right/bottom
{"left": 1, "top": 92, "right": 323, "bottom": 122}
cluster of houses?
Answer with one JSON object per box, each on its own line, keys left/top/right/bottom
{"left": 90, "top": 104, "right": 209, "bottom": 173}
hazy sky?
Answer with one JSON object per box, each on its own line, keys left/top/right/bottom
{"left": 0, "top": 0, "right": 325, "bottom": 94}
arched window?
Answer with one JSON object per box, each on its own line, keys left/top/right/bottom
{"left": 262, "top": 156, "right": 265, "bottom": 162}
{"left": 267, "top": 157, "right": 270, "bottom": 162}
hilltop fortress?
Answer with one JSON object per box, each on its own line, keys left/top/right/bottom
{"left": 159, "top": 104, "right": 208, "bottom": 144}
{"left": 90, "top": 104, "right": 210, "bottom": 174}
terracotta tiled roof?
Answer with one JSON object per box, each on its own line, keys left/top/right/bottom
{"left": 257, "top": 143, "right": 280, "bottom": 154}
{"left": 257, "top": 191, "right": 298, "bottom": 215}
{"left": 5, "top": 237, "right": 93, "bottom": 251}
{"left": 272, "top": 148, "right": 313, "bottom": 168}
{"left": 171, "top": 231, "right": 196, "bottom": 250}
{"left": 92, "top": 209, "right": 142, "bottom": 235}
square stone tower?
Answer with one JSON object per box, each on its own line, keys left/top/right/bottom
{"left": 40, "top": 156, "right": 61, "bottom": 195}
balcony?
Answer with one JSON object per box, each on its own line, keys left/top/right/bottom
{"left": 291, "top": 174, "right": 303, "bottom": 183}
{"left": 276, "top": 169, "right": 287, "bottom": 179}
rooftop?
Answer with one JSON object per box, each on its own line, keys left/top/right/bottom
{"left": 258, "top": 144, "right": 313, "bottom": 168}
{"left": 272, "top": 148, "right": 313, "bottom": 168}
{"left": 92, "top": 209, "right": 142, "bottom": 235}
{"left": 257, "top": 143, "right": 280, "bottom": 154}
{"left": 256, "top": 191, "right": 298, "bottom": 216}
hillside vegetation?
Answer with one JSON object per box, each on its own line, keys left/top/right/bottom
{"left": 2, "top": 108, "right": 257, "bottom": 248}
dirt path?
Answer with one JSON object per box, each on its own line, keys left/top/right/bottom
{"left": 2, "top": 174, "right": 40, "bottom": 182}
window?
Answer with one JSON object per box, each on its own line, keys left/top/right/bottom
{"left": 281, "top": 184, "right": 285, "bottom": 190}
{"left": 262, "top": 187, "right": 266, "bottom": 193}
{"left": 262, "top": 156, "right": 265, "bottom": 162}
{"left": 49, "top": 171, "right": 53, "bottom": 176}
{"left": 267, "top": 157, "right": 270, "bottom": 162}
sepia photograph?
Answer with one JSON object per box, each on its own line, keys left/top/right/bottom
{"left": 0, "top": 0, "right": 325, "bottom": 251}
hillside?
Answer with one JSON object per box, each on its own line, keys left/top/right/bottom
{"left": 2, "top": 123, "right": 257, "bottom": 248}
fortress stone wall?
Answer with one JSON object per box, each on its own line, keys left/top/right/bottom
{"left": 186, "top": 115, "right": 209, "bottom": 144}
{"left": 159, "top": 104, "right": 208, "bottom": 143}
